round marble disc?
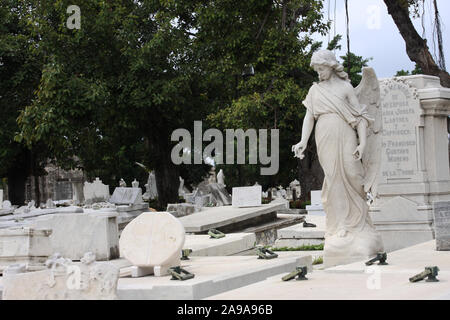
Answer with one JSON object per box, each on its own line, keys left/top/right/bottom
{"left": 119, "top": 212, "right": 185, "bottom": 267}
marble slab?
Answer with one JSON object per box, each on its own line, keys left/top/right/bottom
{"left": 232, "top": 186, "right": 262, "bottom": 207}
{"left": 109, "top": 187, "right": 143, "bottom": 205}
{"left": 207, "top": 241, "right": 450, "bottom": 300}
{"left": 32, "top": 212, "right": 119, "bottom": 261}
{"left": 184, "top": 233, "right": 256, "bottom": 256}
{"left": 179, "top": 203, "right": 284, "bottom": 233}
{"left": 117, "top": 254, "right": 312, "bottom": 300}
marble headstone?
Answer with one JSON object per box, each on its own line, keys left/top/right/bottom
{"left": 109, "top": 187, "right": 143, "bottom": 205}
{"left": 83, "top": 178, "right": 110, "bottom": 203}
{"left": 433, "top": 201, "right": 450, "bottom": 251}
{"left": 232, "top": 186, "right": 262, "bottom": 207}
{"left": 119, "top": 212, "right": 185, "bottom": 270}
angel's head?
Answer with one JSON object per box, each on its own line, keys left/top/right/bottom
{"left": 311, "top": 50, "right": 349, "bottom": 82}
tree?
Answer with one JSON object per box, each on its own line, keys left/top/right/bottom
{"left": 206, "top": 0, "right": 329, "bottom": 199}
{"left": 383, "top": 0, "right": 450, "bottom": 87}
{"left": 0, "top": 0, "right": 48, "bottom": 205}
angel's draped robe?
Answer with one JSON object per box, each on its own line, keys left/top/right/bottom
{"left": 303, "top": 82, "right": 383, "bottom": 261}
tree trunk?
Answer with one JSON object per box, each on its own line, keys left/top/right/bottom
{"left": 383, "top": 0, "right": 450, "bottom": 87}
{"left": 152, "top": 140, "right": 180, "bottom": 210}
{"left": 7, "top": 170, "right": 27, "bottom": 205}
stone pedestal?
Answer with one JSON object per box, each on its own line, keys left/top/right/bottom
{"left": 370, "top": 75, "right": 450, "bottom": 252}
{"left": 0, "top": 227, "right": 52, "bottom": 272}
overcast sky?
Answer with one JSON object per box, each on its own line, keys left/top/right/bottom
{"left": 312, "top": 0, "right": 450, "bottom": 78}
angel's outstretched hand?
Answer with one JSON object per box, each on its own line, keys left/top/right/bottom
{"left": 292, "top": 141, "right": 307, "bottom": 160}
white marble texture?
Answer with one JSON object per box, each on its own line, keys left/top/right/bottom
{"left": 2, "top": 253, "right": 119, "bottom": 300}
{"left": 0, "top": 227, "right": 53, "bottom": 272}
{"left": 119, "top": 212, "right": 185, "bottom": 269}
{"left": 83, "top": 178, "right": 110, "bottom": 203}
{"left": 232, "top": 186, "right": 262, "bottom": 207}
{"left": 32, "top": 213, "right": 119, "bottom": 261}
{"left": 109, "top": 187, "right": 143, "bottom": 205}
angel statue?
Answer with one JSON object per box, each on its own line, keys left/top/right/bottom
{"left": 292, "top": 50, "right": 383, "bottom": 267}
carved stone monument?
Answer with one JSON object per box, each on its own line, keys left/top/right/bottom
{"left": 83, "top": 178, "right": 110, "bottom": 203}
{"left": 292, "top": 50, "right": 384, "bottom": 267}
{"left": 369, "top": 75, "right": 450, "bottom": 252}
{"left": 2, "top": 252, "right": 120, "bottom": 300}
{"left": 119, "top": 212, "right": 185, "bottom": 277}
{"left": 433, "top": 201, "right": 450, "bottom": 251}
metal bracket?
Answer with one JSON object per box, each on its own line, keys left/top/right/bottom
{"left": 282, "top": 266, "right": 308, "bottom": 281}
{"left": 169, "top": 266, "right": 195, "bottom": 281}
{"left": 181, "top": 249, "right": 192, "bottom": 260}
{"left": 256, "top": 247, "right": 278, "bottom": 260}
{"left": 365, "top": 252, "right": 388, "bottom": 266}
{"left": 303, "top": 221, "right": 316, "bottom": 228}
{"left": 409, "top": 266, "right": 440, "bottom": 283}
{"left": 208, "top": 228, "right": 225, "bottom": 239}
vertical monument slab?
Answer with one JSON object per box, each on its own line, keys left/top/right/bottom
{"left": 232, "top": 186, "right": 262, "bottom": 207}
{"left": 433, "top": 201, "right": 450, "bottom": 251}
{"left": 370, "top": 75, "right": 450, "bottom": 252}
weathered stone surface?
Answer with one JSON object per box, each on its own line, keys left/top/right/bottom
{"left": 32, "top": 213, "right": 120, "bottom": 261}
{"left": 197, "top": 182, "right": 232, "bottom": 206}
{"left": 2, "top": 252, "right": 119, "bottom": 300}
{"left": 143, "top": 171, "right": 158, "bottom": 201}
{"left": 166, "top": 203, "right": 199, "bottom": 217}
{"left": 117, "top": 254, "right": 312, "bottom": 300}
{"left": 370, "top": 75, "right": 450, "bottom": 252}
{"left": 109, "top": 187, "right": 143, "bottom": 205}
{"left": 232, "top": 186, "right": 262, "bottom": 207}
{"left": 0, "top": 190, "right": 3, "bottom": 209}
{"left": 433, "top": 201, "right": 450, "bottom": 251}
{"left": 119, "top": 212, "right": 185, "bottom": 267}
{"left": 179, "top": 203, "right": 285, "bottom": 233}
{"left": 83, "top": 178, "right": 110, "bottom": 203}
{"left": 184, "top": 233, "right": 256, "bottom": 256}
{"left": 0, "top": 227, "right": 52, "bottom": 272}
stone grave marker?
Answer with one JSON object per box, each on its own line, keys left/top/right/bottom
{"left": 83, "top": 178, "right": 110, "bottom": 203}
{"left": 119, "top": 212, "right": 185, "bottom": 277}
{"left": 433, "top": 201, "right": 450, "bottom": 251}
{"left": 232, "top": 186, "right": 262, "bottom": 207}
{"left": 109, "top": 187, "right": 143, "bottom": 205}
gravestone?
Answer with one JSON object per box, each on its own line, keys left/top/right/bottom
{"left": 119, "top": 212, "right": 185, "bottom": 277}
{"left": 143, "top": 171, "right": 158, "bottom": 201}
{"left": 289, "top": 179, "right": 301, "bottom": 199}
{"left": 0, "top": 189, "right": 3, "bottom": 209}
{"left": 232, "top": 186, "right": 262, "bottom": 207}
{"left": 83, "top": 178, "right": 110, "bottom": 203}
{"left": 109, "top": 187, "right": 143, "bottom": 205}
{"left": 55, "top": 180, "right": 73, "bottom": 201}
{"left": 370, "top": 75, "right": 450, "bottom": 252}
{"left": 306, "top": 190, "right": 325, "bottom": 216}
{"left": 433, "top": 201, "right": 450, "bottom": 251}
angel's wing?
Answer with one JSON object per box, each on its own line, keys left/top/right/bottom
{"left": 355, "top": 67, "right": 382, "bottom": 198}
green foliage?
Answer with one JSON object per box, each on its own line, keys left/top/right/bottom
{"left": 395, "top": 64, "right": 423, "bottom": 76}
{"left": 341, "top": 52, "right": 372, "bottom": 87}
{"left": 312, "top": 256, "right": 323, "bottom": 265}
